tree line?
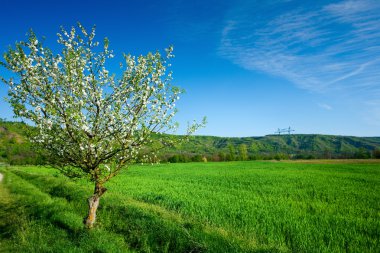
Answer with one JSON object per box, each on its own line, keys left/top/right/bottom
{"left": 161, "top": 144, "right": 379, "bottom": 163}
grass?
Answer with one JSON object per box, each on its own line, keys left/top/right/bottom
{"left": 0, "top": 160, "right": 379, "bottom": 252}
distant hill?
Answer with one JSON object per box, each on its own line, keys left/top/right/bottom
{"left": 0, "top": 120, "right": 379, "bottom": 164}
{"left": 0, "top": 121, "right": 43, "bottom": 165}
{"left": 164, "top": 134, "right": 380, "bottom": 162}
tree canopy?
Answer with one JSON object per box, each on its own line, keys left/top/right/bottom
{"left": 1, "top": 23, "right": 205, "bottom": 227}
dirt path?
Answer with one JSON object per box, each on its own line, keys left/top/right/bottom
{"left": 0, "top": 173, "right": 3, "bottom": 182}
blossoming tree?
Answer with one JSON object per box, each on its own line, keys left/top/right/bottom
{"left": 1, "top": 24, "right": 204, "bottom": 228}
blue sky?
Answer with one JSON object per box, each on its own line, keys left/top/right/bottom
{"left": 0, "top": 0, "right": 379, "bottom": 137}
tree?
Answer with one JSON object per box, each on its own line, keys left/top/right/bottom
{"left": 238, "top": 144, "right": 248, "bottom": 161}
{"left": 354, "top": 148, "right": 370, "bottom": 159}
{"left": 217, "top": 151, "right": 226, "bottom": 161}
{"left": 0, "top": 24, "right": 204, "bottom": 228}
{"left": 373, "top": 149, "right": 380, "bottom": 159}
{"left": 227, "top": 144, "right": 235, "bottom": 161}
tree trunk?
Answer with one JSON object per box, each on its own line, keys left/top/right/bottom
{"left": 84, "top": 182, "right": 107, "bottom": 228}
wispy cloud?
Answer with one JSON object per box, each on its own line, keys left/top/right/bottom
{"left": 219, "top": 0, "right": 380, "bottom": 98}
{"left": 318, "top": 103, "right": 333, "bottom": 110}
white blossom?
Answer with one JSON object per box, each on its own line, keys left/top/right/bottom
{"left": 1, "top": 23, "right": 205, "bottom": 184}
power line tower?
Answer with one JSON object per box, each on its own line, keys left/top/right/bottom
{"left": 275, "top": 127, "right": 295, "bottom": 135}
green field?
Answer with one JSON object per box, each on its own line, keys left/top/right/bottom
{"left": 0, "top": 161, "right": 379, "bottom": 252}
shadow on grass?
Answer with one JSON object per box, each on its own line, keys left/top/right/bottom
{"left": 0, "top": 169, "right": 130, "bottom": 252}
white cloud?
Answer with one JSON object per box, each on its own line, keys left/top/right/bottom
{"left": 219, "top": 0, "right": 380, "bottom": 97}
{"left": 318, "top": 103, "right": 332, "bottom": 110}
{"left": 324, "top": 0, "right": 375, "bottom": 22}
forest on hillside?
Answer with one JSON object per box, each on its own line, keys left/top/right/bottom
{"left": 1, "top": 120, "right": 380, "bottom": 165}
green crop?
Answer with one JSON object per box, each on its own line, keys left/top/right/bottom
{"left": 0, "top": 161, "right": 379, "bottom": 252}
